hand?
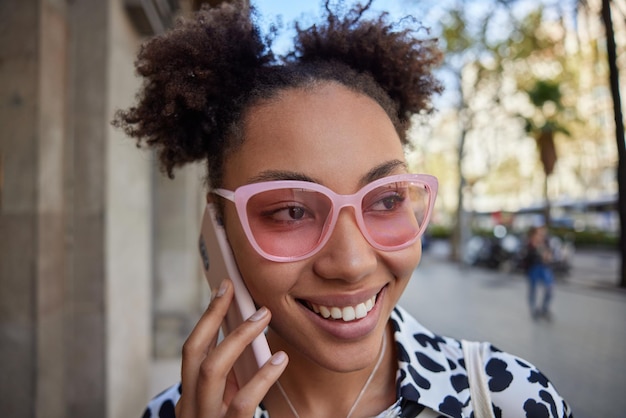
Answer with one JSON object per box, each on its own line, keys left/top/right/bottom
{"left": 175, "top": 279, "right": 288, "bottom": 417}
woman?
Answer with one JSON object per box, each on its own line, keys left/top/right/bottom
{"left": 116, "top": 2, "right": 572, "bottom": 417}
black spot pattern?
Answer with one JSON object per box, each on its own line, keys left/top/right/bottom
{"left": 439, "top": 395, "right": 464, "bottom": 418}
{"left": 486, "top": 358, "right": 513, "bottom": 392}
{"left": 396, "top": 341, "right": 411, "bottom": 363}
{"left": 394, "top": 307, "right": 404, "bottom": 322}
{"left": 390, "top": 317, "right": 402, "bottom": 333}
{"left": 459, "top": 358, "right": 466, "bottom": 369}
{"left": 529, "top": 370, "right": 550, "bottom": 388}
{"left": 494, "top": 405, "right": 503, "bottom": 418}
{"left": 490, "top": 344, "right": 503, "bottom": 353}
{"left": 416, "top": 352, "right": 446, "bottom": 373}
{"left": 400, "top": 382, "right": 420, "bottom": 402}
{"left": 398, "top": 368, "right": 407, "bottom": 383}
{"left": 524, "top": 399, "right": 550, "bottom": 418}
{"left": 408, "top": 364, "right": 432, "bottom": 389}
{"left": 451, "top": 373, "right": 469, "bottom": 393}
{"left": 158, "top": 400, "right": 176, "bottom": 418}
{"left": 540, "top": 389, "right": 558, "bottom": 417}
{"left": 414, "top": 332, "right": 446, "bottom": 351}
{"left": 561, "top": 400, "right": 570, "bottom": 418}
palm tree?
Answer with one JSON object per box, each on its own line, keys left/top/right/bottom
{"left": 522, "top": 79, "right": 571, "bottom": 227}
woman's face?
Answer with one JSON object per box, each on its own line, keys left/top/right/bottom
{"left": 221, "top": 82, "right": 422, "bottom": 372}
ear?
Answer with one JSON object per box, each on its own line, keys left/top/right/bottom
{"left": 206, "top": 193, "right": 214, "bottom": 204}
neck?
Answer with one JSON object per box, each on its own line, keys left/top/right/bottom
{"left": 264, "top": 324, "right": 397, "bottom": 418}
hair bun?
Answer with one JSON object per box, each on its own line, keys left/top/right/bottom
{"left": 113, "top": 2, "right": 273, "bottom": 177}
{"left": 290, "top": 2, "right": 442, "bottom": 124}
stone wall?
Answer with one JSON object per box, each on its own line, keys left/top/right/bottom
{"left": 0, "top": 0, "right": 218, "bottom": 415}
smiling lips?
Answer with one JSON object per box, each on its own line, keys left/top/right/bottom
{"left": 307, "top": 294, "right": 377, "bottom": 322}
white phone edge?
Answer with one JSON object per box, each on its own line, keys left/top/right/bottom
{"left": 199, "top": 203, "right": 272, "bottom": 383}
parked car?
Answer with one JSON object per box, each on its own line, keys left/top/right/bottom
{"left": 464, "top": 224, "right": 575, "bottom": 277}
{"left": 463, "top": 225, "right": 522, "bottom": 272}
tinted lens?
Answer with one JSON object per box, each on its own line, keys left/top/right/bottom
{"left": 246, "top": 188, "right": 333, "bottom": 258}
{"left": 243, "top": 180, "right": 431, "bottom": 258}
{"left": 361, "top": 181, "right": 429, "bottom": 248}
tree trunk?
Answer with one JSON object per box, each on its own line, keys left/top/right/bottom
{"left": 601, "top": 0, "right": 626, "bottom": 288}
{"left": 451, "top": 127, "right": 468, "bottom": 262}
{"left": 537, "top": 130, "right": 556, "bottom": 227}
{"left": 543, "top": 173, "right": 551, "bottom": 228}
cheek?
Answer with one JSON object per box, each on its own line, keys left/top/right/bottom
{"left": 387, "top": 242, "right": 422, "bottom": 289}
{"left": 240, "top": 261, "right": 304, "bottom": 314}
{"left": 395, "top": 242, "right": 422, "bottom": 274}
{"left": 225, "top": 215, "right": 301, "bottom": 307}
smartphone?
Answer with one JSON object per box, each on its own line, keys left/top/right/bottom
{"left": 198, "top": 203, "right": 272, "bottom": 386}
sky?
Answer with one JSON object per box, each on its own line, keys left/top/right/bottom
{"left": 250, "top": 0, "right": 429, "bottom": 55}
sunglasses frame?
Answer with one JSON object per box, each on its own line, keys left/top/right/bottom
{"left": 213, "top": 173, "right": 438, "bottom": 262}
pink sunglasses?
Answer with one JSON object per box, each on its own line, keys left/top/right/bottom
{"left": 213, "top": 173, "right": 438, "bottom": 262}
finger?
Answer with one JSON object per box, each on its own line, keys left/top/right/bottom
{"left": 196, "top": 306, "right": 273, "bottom": 416}
{"left": 178, "top": 279, "right": 233, "bottom": 417}
{"left": 225, "top": 351, "right": 290, "bottom": 418}
{"left": 222, "top": 369, "right": 240, "bottom": 407}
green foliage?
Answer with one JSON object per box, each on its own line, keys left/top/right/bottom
{"left": 441, "top": 10, "right": 471, "bottom": 53}
{"left": 528, "top": 79, "right": 563, "bottom": 108}
{"left": 428, "top": 224, "right": 452, "bottom": 239}
{"left": 550, "top": 227, "right": 619, "bottom": 249}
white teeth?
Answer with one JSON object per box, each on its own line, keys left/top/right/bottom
{"left": 355, "top": 303, "right": 367, "bottom": 319}
{"left": 342, "top": 306, "right": 356, "bottom": 321}
{"left": 309, "top": 294, "right": 377, "bottom": 322}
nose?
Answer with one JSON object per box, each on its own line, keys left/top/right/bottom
{"left": 312, "top": 209, "right": 378, "bottom": 282}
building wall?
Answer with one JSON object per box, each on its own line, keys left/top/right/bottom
{"left": 1, "top": 0, "right": 47, "bottom": 416}
{"left": 106, "top": 0, "right": 153, "bottom": 416}
{"left": 0, "top": 0, "right": 159, "bottom": 416}
{"left": 1, "top": 0, "right": 242, "bottom": 415}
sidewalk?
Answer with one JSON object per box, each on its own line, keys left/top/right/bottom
{"left": 566, "top": 247, "right": 622, "bottom": 289}
{"left": 402, "top": 242, "right": 626, "bottom": 418}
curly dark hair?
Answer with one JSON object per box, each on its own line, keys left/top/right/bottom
{"left": 113, "top": 0, "right": 443, "bottom": 188}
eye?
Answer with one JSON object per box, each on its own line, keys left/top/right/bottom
{"left": 364, "top": 184, "right": 408, "bottom": 213}
{"left": 263, "top": 204, "right": 312, "bottom": 222}
{"left": 371, "top": 193, "right": 405, "bottom": 211}
{"left": 284, "top": 206, "right": 306, "bottom": 220}
{"left": 380, "top": 194, "right": 404, "bottom": 210}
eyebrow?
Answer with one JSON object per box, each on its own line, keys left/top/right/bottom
{"left": 359, "top": 160, "right": 407, "bottom": 186}
{"left": 247, "top": 170, "right": 319, "bottom": 184}
{"left": 247, "top": 159, "right": 407, "bottom": 187}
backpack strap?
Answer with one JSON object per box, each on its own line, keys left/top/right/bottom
{"left": 461, "top": 340, "right": 496, "bottom": 418}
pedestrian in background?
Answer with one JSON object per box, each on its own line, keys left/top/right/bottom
{"left": 524, "top": 225, "right": 555, "bottom": 320}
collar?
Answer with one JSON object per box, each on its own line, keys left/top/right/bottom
{"left": 390, "top": 306, "right": 467, "bottom": 418}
